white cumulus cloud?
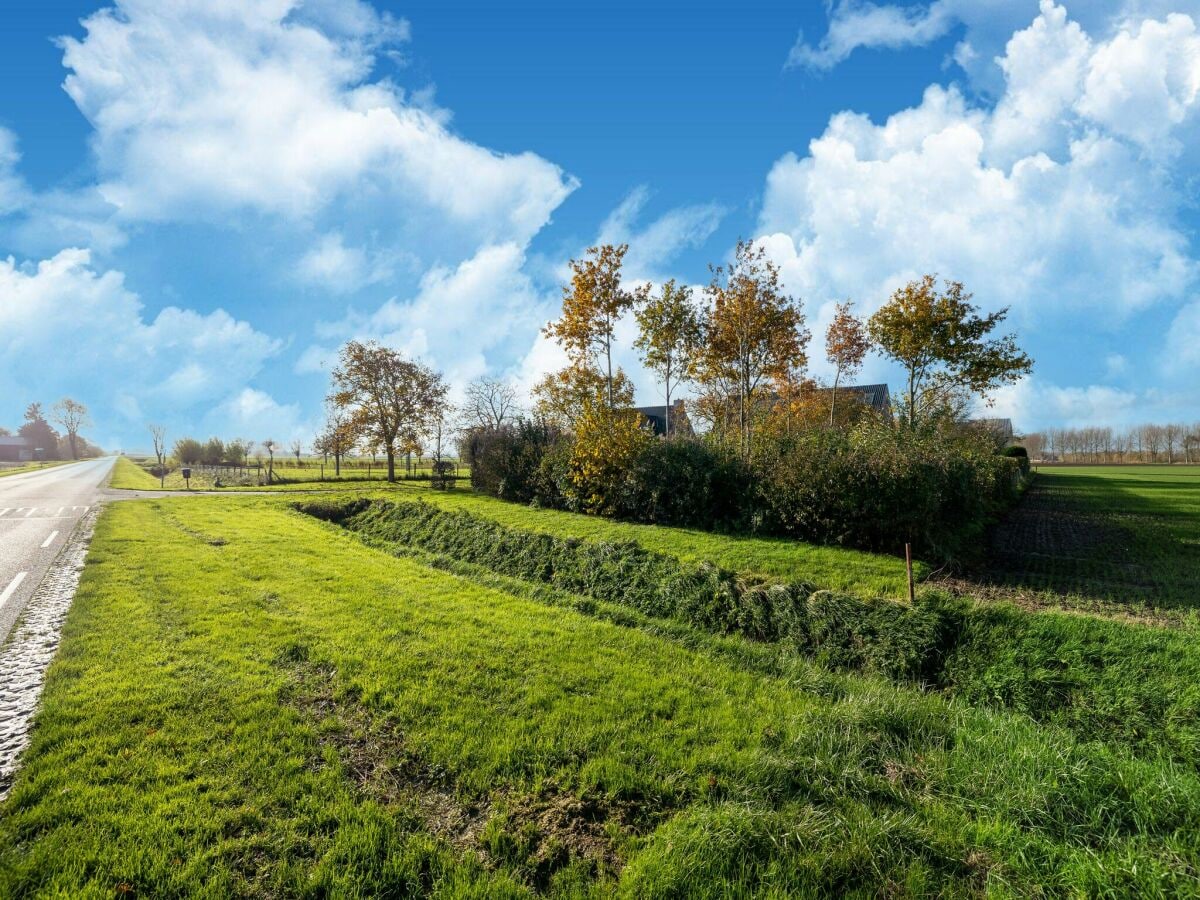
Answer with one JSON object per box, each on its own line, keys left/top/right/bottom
{"left": 0, "top": 248, "right": 282, "bottom": 437}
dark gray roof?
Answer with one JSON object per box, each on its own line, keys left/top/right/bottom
{"left": 813, "top": 383, "right": 891, "bottom": 411}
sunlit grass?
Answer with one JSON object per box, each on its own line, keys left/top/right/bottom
{"left": 2, "top": 496, "right": 1198, "bottom": 896}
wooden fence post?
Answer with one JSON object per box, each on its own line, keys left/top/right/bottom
{"left": 905, "top": 543, "right": 915, "bottom": 605}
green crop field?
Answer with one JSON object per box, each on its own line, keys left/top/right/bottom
{"left": 972, "top": 464, "right": 1200, "bottom": 615}
{"left": 3, "top": 496, "right": 1200, "bottom": 896}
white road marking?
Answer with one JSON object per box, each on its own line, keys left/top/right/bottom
{"left": 0, "top": 572, "right": 27, "bottom": 608}
{"left": 41, "top": 531, "right": 59, "bottom": 549}
{"left": 23, "top": 507, "right": 36, "bottom": 518}
{"left": 0, "top": 508, "right": 9, "bottom": 517}
{"left": 55, "top": 507, "right": 64, "bottom": 516}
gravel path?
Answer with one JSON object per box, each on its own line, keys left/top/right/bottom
{"left": 0, "top": 507, "right": 98, "bottom": 800}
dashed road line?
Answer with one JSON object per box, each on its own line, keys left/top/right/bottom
{"left": 0, "top": 572, "right": 28, "bottom": 608}
{"left": 40, "top": 531, "right": 59, "bottom": 549}
{"left": 0, "top": 508, "right": 10, "bottom": 517}
{"left": 23, "top": 508, "right": 36, "bottom": 518}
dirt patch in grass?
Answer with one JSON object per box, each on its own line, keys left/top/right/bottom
{"left": 279, "top": 652, "right": 634, "bottom": 888}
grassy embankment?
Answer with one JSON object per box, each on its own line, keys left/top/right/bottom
{"left": 109, "top": 456, "right": 920, "bottom": 598}
{"left": 3, "top": 495, "right": 1199, "bottom": 896}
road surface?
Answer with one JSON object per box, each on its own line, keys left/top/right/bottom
{"left": 0, "top": 457, "right": 115, "bottom": 643}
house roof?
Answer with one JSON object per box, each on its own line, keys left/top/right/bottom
{"left": 0, "top": 436, "right": 31, "bottom": 447}
{"left": 812, "top": 383, "right": 891, "bottom": 411}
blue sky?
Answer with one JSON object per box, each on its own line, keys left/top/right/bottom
{"left": 1, "top": 0, "right": 1198, "bottom": 449}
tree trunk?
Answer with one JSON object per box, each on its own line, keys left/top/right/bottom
{"left": 829, "top": 370, "right": 841, "bottom": 427}
{"left": 387, "top": 449, "right": 396, "bottom": 483}
{"left": 335, "top": 452, "right": 341, "bottom": 476}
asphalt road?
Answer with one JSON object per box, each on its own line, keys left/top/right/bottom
{"left": 0, "top": 457, "right": 115, "bottom": 643}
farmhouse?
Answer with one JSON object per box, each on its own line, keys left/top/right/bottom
{"left": 813, "top": 383, "right": 892, "bottom": 419}
{"left": 0, "top": 436, "right": 34, "bottom": 462}
{"left": 635, "top": 399, "right": 693, "bottom": 437}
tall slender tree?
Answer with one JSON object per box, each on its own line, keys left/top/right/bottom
{"left": 634, "top": 279, "right": 702, "bottom": 438}
{"left": 696, "top": 239, "right": 810, "bottom": 460}
{"left": 824, "top": 301, "right": 869, "bottom": 427}
{"left": 543, "top": 243, "right": 645, "bottom": 411}
{"left": 149, "top": 424, "right": 167, "bottom": 487}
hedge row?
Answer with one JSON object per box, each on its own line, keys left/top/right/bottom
{"left": 299, "top": 499, "right": 1200, "bottom": 766}
{"left": 463, "top": 422, "right": 1022, "bottom": 563}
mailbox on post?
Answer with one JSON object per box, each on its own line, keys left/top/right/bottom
{"left": 182, "top": 467, "right": 192, "bottom": 490}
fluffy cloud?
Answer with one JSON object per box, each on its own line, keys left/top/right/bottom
{"left": 59, "top": 0, "right": 576, "bottom": 263}
{"left": 0, "top": 248, "right": 282, "bottom": 437}
{"left": 761, "top": 3, "right": 1199, "bottom": 328}
{"left": 787, "top": 0, "right": 959, "bottom": 70}
{"left": 299, "top": 242, "right": 553, "bottom": 391}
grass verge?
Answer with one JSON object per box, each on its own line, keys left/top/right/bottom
{"left": 2, "top": 497, "right": 1199, "bottom": 896}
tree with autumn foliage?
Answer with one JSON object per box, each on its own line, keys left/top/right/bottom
{"left": 825, "top": 300, "right": 870, "bottom": 427}
{"left": 696, "top": 239, "right": 810, "bottom": 460}
{"left": 868, "top": 276, "right": 1032, "bottom": 429}
{"left": 328, "top": 340, "right": 448, "bottom": 482}
{"left": 543, "top": 243, "right": 646, "bottom": 411}
{"left": 634, "top": 279, "right": 702, "bottom": 438}
{"left": 567, "top": 396, "right": 652, "bottom": 515}
{"left": 532, "top": 365, "right": 635, "bottom": 429}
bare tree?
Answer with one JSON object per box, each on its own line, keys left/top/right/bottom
{"left": 463, "top": 377, "right": 521, "bottom": 430}
{"left": 149, "top": 424, "right": 167, "bottom": 488}
{"left": 52, "top": 398, "right": 91, "bottom": 460}
{"left": 262, "top": 438, "right": 278, "bottom": 482}
{"left": 290, "top": 438, "right": 303, "bottom": 468}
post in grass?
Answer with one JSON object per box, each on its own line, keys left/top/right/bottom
{"left": 905, "top": 542, "right": 915, "bottom": 604}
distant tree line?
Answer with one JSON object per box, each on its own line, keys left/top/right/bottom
{"left": 1024, "top": 424, "right": 1200, "bottom": 464}
{"left": 0, "top": 399, "right": 100, "bottom": 460}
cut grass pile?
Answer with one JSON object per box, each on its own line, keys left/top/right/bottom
{"left": 309, "top": 497, "right": 1200, "bottom": 766}
{"left": 982, "top": 465, "right": 1200, "bottom": 611}
{"left": 3, "top": 496, "right": 1200, "bottom": 896}
{"left": 109, "top": 455, "right": 920, "bottom": 599}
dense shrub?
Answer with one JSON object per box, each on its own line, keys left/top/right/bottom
{"left": 298, "top": 498, "right": 1200, "bottom": 765}
{"left": 611, "top": 439, "right": 753, "bottom": 530}
{"left": 463, "top": 420, "right": 565, "bottom": 505}
{"left": 1002, "top": 444, "right": 1031, "bottom": 475}
{"left": 754, "top": 426, "right": 1020, "bottom": 561}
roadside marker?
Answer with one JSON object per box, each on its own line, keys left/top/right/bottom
{"left": 41, "top": 531, "right": 59, "bottom": 549}
{"left": 0, "top": 572, "right": 27, "bottom": 608}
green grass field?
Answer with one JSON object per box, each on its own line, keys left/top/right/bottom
{"left": 3, "top": 496, "right": 1199, "bottom": 896}
{"left": 0, "top": 460, "right": 75, "bottom": 478}
{"left": 109, "top": 457, "right": 919, "bottom": 598}
{"left": 978, "top": 464, "right": 1200, "bottom": 613}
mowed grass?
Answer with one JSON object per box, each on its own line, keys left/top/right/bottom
{"left": 986, "top": 465, "right": 1200, "bottom": 611}
{"left": 108, "top": 456, "right": 920, "bottom": 598}
{"left": 111, "top": 455, "right": 451, "bottom": 492}
{"left": 0, "top": 460, "right": 75, "bottom": 479}
{"left": 2, "top": 497, "right": 1200, "bottom": 896}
